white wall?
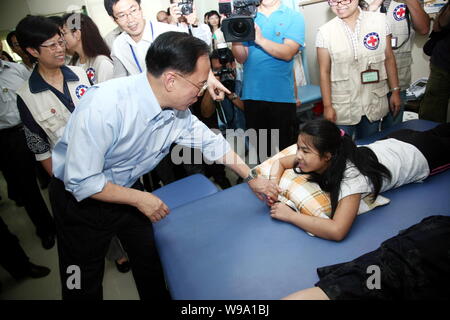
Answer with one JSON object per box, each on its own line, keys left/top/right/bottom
{"left": 0, "top": 0, "right": 31, "bottom": 32}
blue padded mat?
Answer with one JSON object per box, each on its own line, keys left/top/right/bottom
{"left": 153, "top": 120, "right": 450, "bottom": 299}
{"left": 152, "top": 173, "right": 218, "bottom": 210}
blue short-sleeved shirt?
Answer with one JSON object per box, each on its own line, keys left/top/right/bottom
{"left": 241, "top": 5, "right": 305, "bottom": 103}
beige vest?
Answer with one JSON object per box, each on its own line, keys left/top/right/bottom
{"left": 320, "top": 11, "right": 389, "bottom": 125}
{"left": 16, "top": 66, "right": 91, "bottom": 148}
{"left": 387, "top": 1, "right": 415, "bottom": 89}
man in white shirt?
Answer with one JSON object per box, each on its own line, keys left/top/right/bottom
{"left": 105, "top": 0, "right": 211, "bottom": 78}
{"left": 105, "top": 0, "right": 179, "bottom": 77}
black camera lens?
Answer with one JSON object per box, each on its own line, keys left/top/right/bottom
{"left": 231, "top": 20, "right": 249, "bottom": 37}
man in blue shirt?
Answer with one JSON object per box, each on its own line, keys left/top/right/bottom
{"left": 232, "top": 0, "right": 305, "bottom": 162}
{"left": 50, "top": 32, "right": 279, "bottom": 300}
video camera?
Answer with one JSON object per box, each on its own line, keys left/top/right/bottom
{"left": 219, "top": 0, "right": 261, "bottom": 42}
{"left": 213, "top": 45, "right": 236, "bottom": 92}
{"left": 178, "top": 0, "right": 193, "bottom": 15}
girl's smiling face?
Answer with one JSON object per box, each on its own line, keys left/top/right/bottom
{"left": 295, "top": 133, "right": 331, "bottom": 174}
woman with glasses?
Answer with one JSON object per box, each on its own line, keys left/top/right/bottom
{"left": 62, "top": 13, "right": 114, "bottom": 85}
{"left": 316, "top": 0, "right": 401, "bottom": 140}
{"left": 14, "top": 15, "right": 91, "bottom": 176}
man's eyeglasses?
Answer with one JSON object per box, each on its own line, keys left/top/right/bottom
{"left": 328, "top": 0, "right": 353, "bottom": 6}
{"left": 175, "top": 72, "right": 208, "bottom": 96}
{"left": 40, "top": 39, "right": 66, "bottom": 51}
{"left": 114, "top": 5, "right": 141, "bottom": 22}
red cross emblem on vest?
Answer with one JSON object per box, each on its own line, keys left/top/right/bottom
{"left": 75, "top": 85, "right": 89, "bottom": 99}
{"left": 364, "top": 32, "right": 380, "bottom": 50}
{"left": 393, "top": 4, "right": 407, "bottom": 21}
{"left": 86, "top": 67, "right": 96, "bottom": 83}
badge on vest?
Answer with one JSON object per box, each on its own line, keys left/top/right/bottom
{"left": 393, "top": 4, "right": 407, "bottom": 22}
{"left": 75, "top": 85, "right": 89, "bottom": 99}
{"left": 86, "top": 67, "right": 96, "bottom": 83}
{"left": 391, "top": 37, "right": 398, "bottom": 49}
{"left": 361, "top": 66, "right": 380, "bottom": 84}
{"left": 363, "top": 32, "right": 380, "bottom": 51}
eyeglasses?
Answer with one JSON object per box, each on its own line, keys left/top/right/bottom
{"left": 175, "top": 72, "right": 208, "bottom": 96}
{"left": 40, "top": 39, "right": 66, "bottom": 51}
{"left": 328, "top": 0, "right": 353, "bottom": 6}
{"left": 114, "top": 5, "right": 141, "bottom": 22}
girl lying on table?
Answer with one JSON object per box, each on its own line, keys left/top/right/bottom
{"left": 265, "top": 119, "right": 450, "bottom": 241}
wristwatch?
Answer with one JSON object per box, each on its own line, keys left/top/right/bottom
{"left": 243, "top": 167, "right": 257, "bottom": 183}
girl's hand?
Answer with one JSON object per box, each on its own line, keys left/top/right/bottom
{"left": 270, "top": 202, "right": 296, "bottom": 223}
{"left": 248, "top": 177, "right": 281, "bottom": 203}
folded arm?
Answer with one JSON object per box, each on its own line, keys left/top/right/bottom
{"left": 271, "top": 193, "right": 361, "bottom": 241}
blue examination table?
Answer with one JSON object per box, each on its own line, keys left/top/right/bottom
{"left": 152, "top": 119, "right": 450, "bottom": 299}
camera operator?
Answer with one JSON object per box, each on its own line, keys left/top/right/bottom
{"left": 231, "top": 0, "right": 305, "bottom": 162}
{"left": 208, "top": 48, "right": 245, "bottom": 131}
{"left": 186, "top": 48, "right": 245, "bottom": 188}
{"left": 169, "top": 0, "right": 212, "bottom": 46}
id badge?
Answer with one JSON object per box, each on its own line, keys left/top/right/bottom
{"left": 361, "top": 68, "right": 380, "bottom": 84}
{"left": 391, "top": 37, "right": 398, "bottom": 49}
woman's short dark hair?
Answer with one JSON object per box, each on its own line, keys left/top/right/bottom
{"left": 62, "top": 13, "right": 111, "bottom": 61}
{"left": 104, "top": 0, "right": 141, "bottom": 17}
{"left": 15, "top": 15, "right": 61, "bottom": 63}
{"left": 146, "top": 32, "right": 209, "bottom": 77}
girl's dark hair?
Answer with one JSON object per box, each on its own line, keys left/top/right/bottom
{"left": 146, "top": 31, "right": 209, "bottom": 77}
{"left": 205, "top": 10, "right": 221, "bottom": 32}
{"left": 297, "top": 120, "right": 391, "bottom": 217}
{"left": 15, "top": 15, "right": 61, "bottom": 63}
{"left": 62, "top": 13, "right": 111, "bottom": 63}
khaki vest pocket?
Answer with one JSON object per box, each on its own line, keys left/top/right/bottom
{"left": 332, "top": 91, "right": 352, "bottom": 123}
{"left": 36, "top": 110, "right": 66, "bottom": 133}
{"left": 367, "top": 85, "right": 389, "bottom": 121}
